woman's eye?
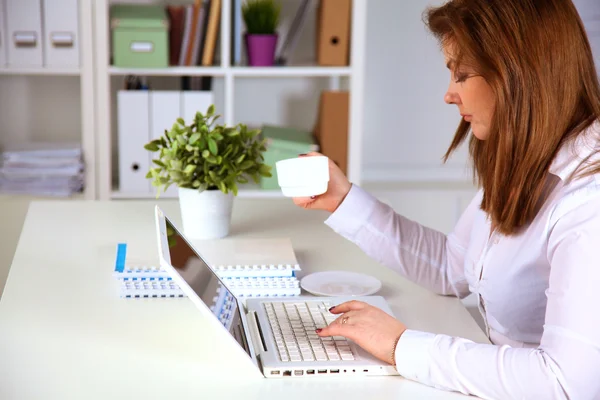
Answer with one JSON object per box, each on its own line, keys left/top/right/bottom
{"left": 455, "top": 73, "right": 469, "bottom": 83}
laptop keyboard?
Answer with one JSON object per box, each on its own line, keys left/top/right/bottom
{"left": 264, "top": 301, "right": 356, "bottom": 363}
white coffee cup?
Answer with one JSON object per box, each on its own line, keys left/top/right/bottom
{"left": 275, "top": 156, "right": 330, "bottom": 197}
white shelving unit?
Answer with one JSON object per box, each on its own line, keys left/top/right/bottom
{"left": 109, "top": 66, "right": 352, "bottom": 77}
{"left": 94, "top": 0, "right": 367, "bottom": 200}
{"left": 0, "top": 67, "right": 82, "bottom": 76}
{"left": 0, "top": 0, "right": 96, "bottom": 200}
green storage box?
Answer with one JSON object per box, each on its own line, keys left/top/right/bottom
{"left": 259, "top": 125, "right": 319, "bottom": 190}
{"left": 111, "top": 5, "right": 169, "bottom": 68}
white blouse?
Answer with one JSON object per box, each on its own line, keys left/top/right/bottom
{"left": 324, "top": 121, "right": 600, "bottom": 399}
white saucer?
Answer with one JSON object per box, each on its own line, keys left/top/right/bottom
{"left": 300, "top": 271, "right": 382, "bottom": 297}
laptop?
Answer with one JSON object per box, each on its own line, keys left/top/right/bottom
{"left": 154, "top": 205, "right": 400, "bottom": 378}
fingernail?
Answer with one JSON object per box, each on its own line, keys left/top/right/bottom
{"left": 310, "top": 196, "right": 316, "bottom": 199}
{"left": 315, "top": 329, "right": 322, "bottom": 333}
{"left": 328, "top": 306, "right": 335, "bottom": 312}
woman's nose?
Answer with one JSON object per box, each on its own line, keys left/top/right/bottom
{"left": 444, "top": 91, "right": 460, "bottom": 105}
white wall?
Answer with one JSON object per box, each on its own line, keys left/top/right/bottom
{"left": 0, "top": 76, "right": 82, "bottom": 148}
{"left": 574, "top": 0, "right": 600, "bottom": 76}
{"left": 362, "top": 0, "right": 470, "bottom": 183}
{"left": 363, "top": 0, "right": 600, "bottom": 183}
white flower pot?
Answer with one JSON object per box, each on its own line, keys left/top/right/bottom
{"left": 178, "top": 187, "right": 234, "bottom": 239}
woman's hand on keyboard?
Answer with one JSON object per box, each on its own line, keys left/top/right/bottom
{"left": 292, "top": 152, "right": 352, "bottom": 213}
{"left": 316, "top": 300, "right": 407, "bottom": 365}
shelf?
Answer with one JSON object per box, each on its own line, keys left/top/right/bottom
{"left": 108, "top": 66, "right": 351, "bottom": 78}
{"left": 0, "top": 192, "right": 86, "bottom": 200}
{"left": 111, "top": 188, "right": 284, "bottom": 200}
{"left": 230, "top": 66, "right": 352, "bottom": 77}
{"left": 111, "top": 190, "right": 175, "bottom": 199}
{"left": 109, "top": 66, "right": 226, "bottom": 77}
{"left": 0, "top": 67, "right": 81, "bottom": 76}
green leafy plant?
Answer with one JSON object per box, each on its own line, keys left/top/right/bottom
{"left": 242, "top": 0, "right": 282, "bottom": 35}
{"left": 144, "top": 104, "right": 272, "bottom": 197}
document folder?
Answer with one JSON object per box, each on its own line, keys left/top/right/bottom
{"left": 316, "top": 0, "right": 351, "bottom": 66}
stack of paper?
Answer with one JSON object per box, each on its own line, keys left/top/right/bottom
{"left": 0, "top": 142, "right": 84, "bottom": 197}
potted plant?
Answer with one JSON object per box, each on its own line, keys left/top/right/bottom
{"left": 144, "top": 104, "right": 272, "bottom": 239}
{"left": 242, "top": 0, "right": 282, "bottom": 66}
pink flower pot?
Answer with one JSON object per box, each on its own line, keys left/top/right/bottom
{"left": 245, "top": 33, "right": 278, "bottom": 66}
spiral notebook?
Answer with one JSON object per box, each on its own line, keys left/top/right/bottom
{"left": 190, "top": 237, "right": 301, "bottom": 278}
{"left": 118, "top": 276, "right": 301, "bottom": 299}
{"left": 113, "top": 238, "right": 302, "bottom": 299}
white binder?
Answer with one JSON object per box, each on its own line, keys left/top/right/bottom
{"left": 149, "top": 91, "right": 181, "bottom": 197}
{"left": 5, "top": 0, "right": 43, "bottom": 67}
{"left": 0, "top": 0, "right": 6, "bottom": 67}
{"left": 117, "top": 91, "right": 151, "bottom": 195}
{"left": 42, "top": 0, "right": 79, "bottom": 67}
{"left": 181, "top": 90, "right": 214, "bottom": 126}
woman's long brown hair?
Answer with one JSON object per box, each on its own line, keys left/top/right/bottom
{"left": 425, "top": 0, "right": 600, "bottom": 235}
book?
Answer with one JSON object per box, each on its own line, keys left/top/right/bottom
{"left": 178, "top": 5, "right": 193, "bottom": 66}
{"left": 231, "top": 0, "right": 242, "bottom": 66}
{"left": 167, "top": 5, "right": 186, "bottom": 66}
{"left": 201, "top": 0, "right": 221, "bottom": 66}
{"left": 189, "top": 2, "right": 207, "bottom": 66}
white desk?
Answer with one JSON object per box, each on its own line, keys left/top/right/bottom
{"left": 0, "top": 200, "right": 488, "bottom": 399}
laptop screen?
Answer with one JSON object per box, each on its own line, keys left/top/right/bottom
{"left": 164, "top": 216, "right": 251, "bottom": 357}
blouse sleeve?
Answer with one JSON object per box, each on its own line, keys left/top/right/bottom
{"left": 324, "top": 184, "right": 480, "bottom": 298}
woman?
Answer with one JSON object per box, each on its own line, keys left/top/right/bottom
{"left": 294, "top": 0, "right": 600, "bottom": 398}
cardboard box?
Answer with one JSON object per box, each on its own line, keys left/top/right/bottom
{"left": 111, "top": 5, "right": 169, "bottom": 68}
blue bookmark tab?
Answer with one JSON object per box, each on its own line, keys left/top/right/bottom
{"left": 115, "top": 243, "right": 127, "bottom": 273}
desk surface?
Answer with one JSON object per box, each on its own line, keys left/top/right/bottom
{"left": 0, "top": 199, "right": 488, "bottom": 399}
